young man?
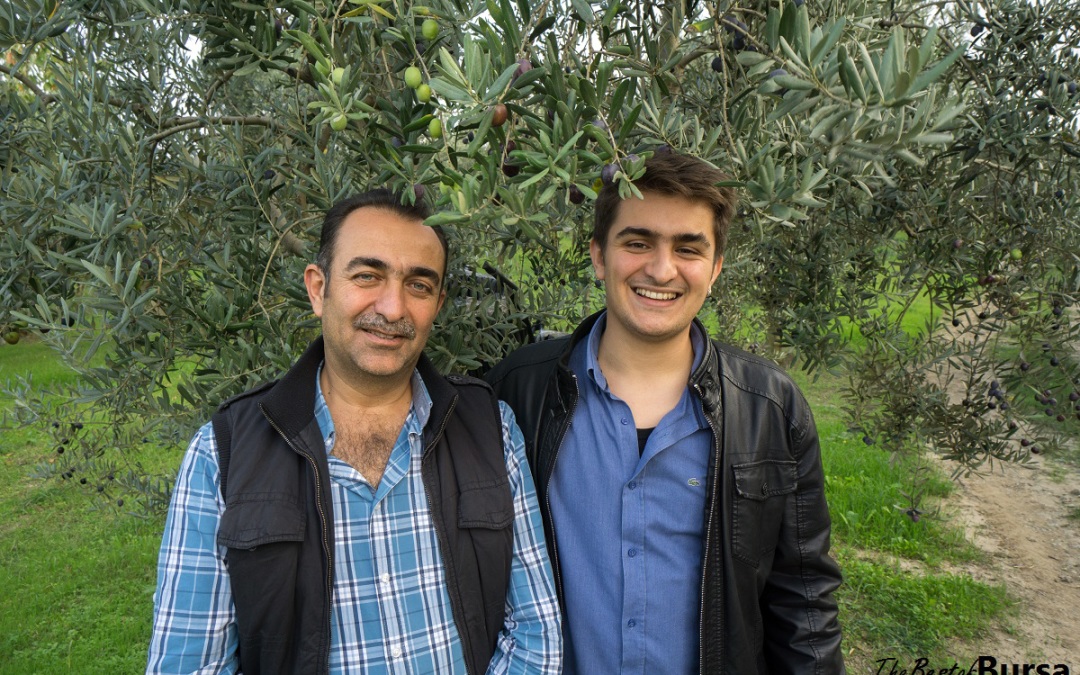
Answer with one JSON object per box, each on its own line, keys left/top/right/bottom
{"left": 486, "top": 153, "right": 845, "bottom": 673}
{"left": 148, "top": 189, "right": 561, "bottom": 674}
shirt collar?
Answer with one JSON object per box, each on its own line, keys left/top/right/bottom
{"left": 581, "top": 311, "right": 707, "bottom": 393}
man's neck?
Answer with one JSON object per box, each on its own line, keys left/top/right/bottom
{"left": 596, "top": 323, "right": 696, "bottom": 381}
{"left": 319, "top": 359, "right": 414, "bottom": 414}
{"left": 595, "top": 322, "right": 696, "bottom": 429}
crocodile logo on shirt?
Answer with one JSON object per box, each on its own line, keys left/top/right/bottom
{"left": 687, "top": 478, "right": 701, "bottom": 487}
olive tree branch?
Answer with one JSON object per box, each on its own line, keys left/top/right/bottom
{"left": 0, "top": 64, "right": 54, "bottom": 103}
{"left": 144, "top": 115, "right": 280, "bottom": 144}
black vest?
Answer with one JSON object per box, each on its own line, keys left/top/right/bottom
{"left": 212, "top": 338, "right": 513, "bottom": 675}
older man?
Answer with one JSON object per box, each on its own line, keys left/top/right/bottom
{"left": 148, "top": 189, "right": 561, "bottom": 674}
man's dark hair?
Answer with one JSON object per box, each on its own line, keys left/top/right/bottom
{"left": 593, "top": 152, "right": 738, "bottom": 260}
{"left": 316, "top": 188, "right": 449, "bottom": 280}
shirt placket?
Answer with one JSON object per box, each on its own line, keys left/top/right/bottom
{"left": 617, "top": 400, "right": 647, "bottom": 674}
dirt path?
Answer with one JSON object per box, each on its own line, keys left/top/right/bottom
{"left": 942, "top": 455, "right": 1080, "bottom": 663}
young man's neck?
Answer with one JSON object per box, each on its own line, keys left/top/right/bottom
{"left": 596, "top": 321, "right": 696, "bottom": 381}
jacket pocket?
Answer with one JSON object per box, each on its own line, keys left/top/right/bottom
{"left": 731, "top": 460, "right": 797, "bottom": 566}
{"left": 217, "top": 496, "right": 306, "bottom": 549}
{"left": 458, "top": 477, "right": 514, "bottom": 529}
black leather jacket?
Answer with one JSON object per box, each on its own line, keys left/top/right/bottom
{"left": 486, "top": 312, "right": 845, "bottom": 674}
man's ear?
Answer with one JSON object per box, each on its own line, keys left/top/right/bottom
{"left": 437, "top": 287, "right": 447, "bottom": 315}
{"left": 589, "top": 239, "right": 606, "bottom": 281}
{"left": 304, "top": 264, "right": 326, "bottom": 317}
{"left": 710, "top": 255, "right": 724, "bottom": 286}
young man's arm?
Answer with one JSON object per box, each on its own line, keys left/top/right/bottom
{"left": 485, "top": 403, "right": 563, "bottom": 675}
{"left": 146, "top": 423, "right": 239, "bottom": 675}
{"left": 760, "top": 401, "right": 846, "bottom": 674}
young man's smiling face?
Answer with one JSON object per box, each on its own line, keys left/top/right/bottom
{"left": 590, "top": 191, "right": 724, "bottom": 347}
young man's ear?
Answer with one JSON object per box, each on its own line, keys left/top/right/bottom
{"left": 304, "top": 264, "right": 326, "bottom": 317}
{"left": 589, "top": 239, "right": 606, "bottom": 281}
{"left": 710, "top": 256, "right": 724, "bottom": 286}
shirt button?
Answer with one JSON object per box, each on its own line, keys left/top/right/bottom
{"left": 620, "top": 417, "right": 628, "bottom": 425}
{"left": 391, "top": 646, "right": 403, "bottom": 658}
{"left": 380, "top": 573, "right": 390, "bottom": 584}
{"left": 628, "top": 481, "right": 637, "bottom": 490}
{"left": 627, "top": 548, "right": 637, "bottom": 558}
{"left": 627, "top": 619, "right": 636, "bottom": 628}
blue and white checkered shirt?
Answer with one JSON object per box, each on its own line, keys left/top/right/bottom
{"left": 147, "top": 368, "right": 561, "bottom": 674}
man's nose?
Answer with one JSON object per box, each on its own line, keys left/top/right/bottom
{"left": 372, "top": 282, "right": 407, "bottom": 321}
{"left": 644, "top": 248, "right": 678, "bottom": 283}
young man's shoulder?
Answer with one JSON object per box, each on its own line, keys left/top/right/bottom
{"left": 710, "top": 339, "right": 809, "bottom": 407}
{"left": 485, "top": 336, "right": 570, "bottom": 387}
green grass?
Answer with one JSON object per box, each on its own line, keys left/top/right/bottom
{"left": 836, "top": 555, "right": 1011, "bottom": 659}
{"left": 791, "top": 367, "right": 1011, "bottom": 666}
{"left": 0, "top": 337, "right": 1015, "bottom": 673}
{"left": 0, "top": 338, "right": 169, "bottom": 674}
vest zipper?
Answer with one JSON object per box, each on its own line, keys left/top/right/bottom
{"left": 261, "top": 404, "right": 333, "bottom": 675}
{"left": 694, "top": 381, "right": 723, "bottom": 674}
{"left": 421, "top": 396, "right": 477, "bottom": 674}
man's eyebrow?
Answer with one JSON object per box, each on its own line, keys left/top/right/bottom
{"left": 407, "top": 266, "right": 442, "bottom": 284}
{"left": 343, "top": 257, "right": 442, "bottom": 284}
{"left": 343, "top": 256, "right": 388, "bottom": 272}
{"left": 613, "top": 226, "right": 711, "bottom": 246}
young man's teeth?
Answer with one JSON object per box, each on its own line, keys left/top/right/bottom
{"left": 636, "top": 288, "right": 677, "bottom": 300}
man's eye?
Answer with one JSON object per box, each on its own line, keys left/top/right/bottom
{"left": 409, "top": 281, "right": 434, "bottom": 293}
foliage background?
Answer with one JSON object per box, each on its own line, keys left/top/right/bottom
{"left": 2, "top": 0, "right": 1078, "bottom": 514}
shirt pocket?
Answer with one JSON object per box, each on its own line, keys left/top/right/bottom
{"left": 731, "top": 459, "right": 797, "bottom": 566}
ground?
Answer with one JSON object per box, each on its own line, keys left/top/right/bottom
{"left": 944, "top": 454, "right": 1080, "bottom": 665}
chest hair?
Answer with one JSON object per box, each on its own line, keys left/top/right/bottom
{"left": 332, "top": 410, "right": 408, "bottom": 488}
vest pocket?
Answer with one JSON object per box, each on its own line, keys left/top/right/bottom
{"left": 457, "top": 477, "right": 514, "bottom": 529}
{"left": 217, "top": 497, "right": 306, "bottom": 549}
{"left": 731, "top": 460, "right": 797, "bottom": 566}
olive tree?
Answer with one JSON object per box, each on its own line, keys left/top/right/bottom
{"left": 1, "top": 0, "right": 1077, "bottom": 514}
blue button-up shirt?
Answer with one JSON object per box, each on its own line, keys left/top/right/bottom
{"left": 549, "top": 314, "right": 711, "bottom": 674}
{"left": 148, "top": 367, "right": 561, "bottom": 674}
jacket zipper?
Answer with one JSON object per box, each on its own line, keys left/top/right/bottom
{"left": 261, "top": 404, "right": 333, "bottom": 675}
{"left": 420, "top": 396, "right": 476, "bottom": 674}
{"left": 694, "top": 381, "right": 723, "bottom": 674}
{"left": 545, "top": 372, "right": 578, "bottom": 602}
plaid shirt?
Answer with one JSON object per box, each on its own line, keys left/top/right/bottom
{"left": 147, "top": 369, "right": 561, "bottom": 674}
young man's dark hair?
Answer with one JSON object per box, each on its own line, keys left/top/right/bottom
{"left": 592, "top": 152, "right": 739, "bottom": 260}
{"left": 317, "top": 188, "right": 449, "bottom": 281}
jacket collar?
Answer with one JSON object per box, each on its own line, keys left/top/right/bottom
{"left": 560, "top": 311, "right": 721, "bottom": 412}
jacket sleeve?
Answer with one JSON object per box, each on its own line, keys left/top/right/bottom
{"left": 760, "top": 399, "right": 846, "bottom": 674}
{"left": 486, "top": 403, "right": 563, "bottom": 675}
{"left": 146, "top": 423, "right": 240, "bottom": 675}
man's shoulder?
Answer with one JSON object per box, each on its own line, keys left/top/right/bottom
{"left": 485, "top": 337, "right": 570, "bottom": 387}
{"left": 710, "top": 339, "right": 808, "bottom": 405}
{"left": 215, "top": 378, "right": 280, "bottom": 414}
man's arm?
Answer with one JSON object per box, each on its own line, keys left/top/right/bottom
{"left": 485, "top": 403, "right": 562, "bottom": 675}
{"left": 146, "top": 423, "right": 239, "bottom": 675}
{"left": 761, "top": 400, "right": 846, "bottom": 674}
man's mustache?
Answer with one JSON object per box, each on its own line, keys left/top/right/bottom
{"left": 353, "top": 313, "right": 416, "bottom": 339}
